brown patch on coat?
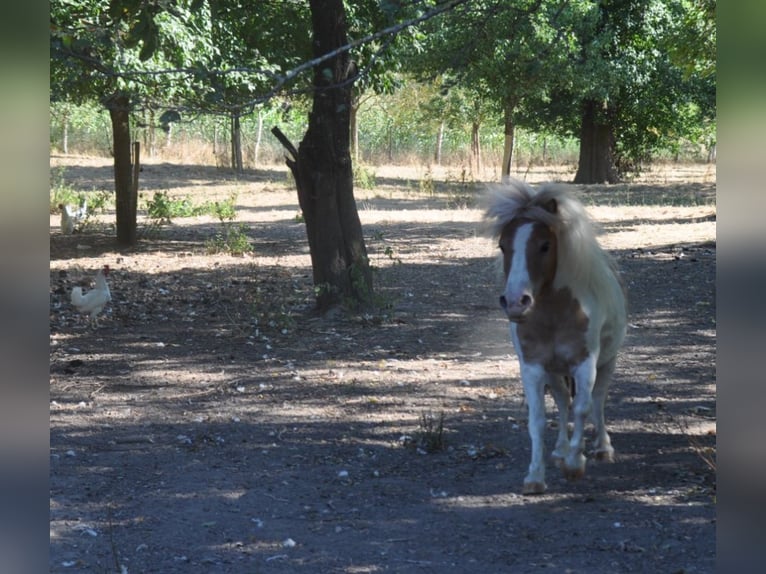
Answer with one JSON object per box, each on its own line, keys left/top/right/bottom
{"left": 499, "top": 218, "right": 590, "bottom": 373}
{"left": 516, "top": 286, "right": 590, "bottom": 375}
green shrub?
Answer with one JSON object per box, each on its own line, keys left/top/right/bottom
{"left": 49, "top": 168, "right": 80, "bottom": 213}
{"left": 353, "top": 163, "right": 377, "bottom": 190}
{"left": 145, "top": 191, "right": 205, "bottom": 224}
{"left": 211, "top": 193, "right": 238, "bottom": 223}
{"left": 205, "top": 223, "right": 252, "bottom": 255}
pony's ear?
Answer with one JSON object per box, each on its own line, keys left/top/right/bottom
{"left": 543, "top": 198, "right": 557, "bottom": 214}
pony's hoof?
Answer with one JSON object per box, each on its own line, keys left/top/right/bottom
{"left": 594, "top": 449, "right": 615, "bottom": 463}
{"left": 562, "top": 466, "right": 585, "bottom": 481}
{"left": 562, "top": 454, "right": 586, "bottom": 481}
{"left": 522, "top": 481, "right": 547, "bottom": 495}
{"left": 563, "top": 452, "right": 586, "bottom": 476}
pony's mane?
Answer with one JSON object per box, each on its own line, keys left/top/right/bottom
{"left": 484, "top": 179, "right": 621, "bottom": 295}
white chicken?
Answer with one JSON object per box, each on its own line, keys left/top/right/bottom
{"left": 59, "top": 198, "right": 88, "bottom": 235}
{"left": 71, "top": 265, "right": 111, "bottom": 324}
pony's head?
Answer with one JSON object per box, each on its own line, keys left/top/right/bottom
{"left": 485, "top": 179, "right": 598, "bottom": 322}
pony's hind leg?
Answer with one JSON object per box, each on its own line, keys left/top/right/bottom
{"left": 591, "top": 357, "right": 617, "bottom": 462}
{"left": 548, "top": 376, "right": 572, "bottom": 462}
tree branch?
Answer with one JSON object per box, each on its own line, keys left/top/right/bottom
{"left": 270, "top": 126, "right": 298, "bottom": 166}
{"left": 52, "top": 0, "right": 473, "bottom": 115}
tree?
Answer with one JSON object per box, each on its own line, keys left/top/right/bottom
{"left": 407, "top": 0, "right": 714, "bottom": 183}
{"left": 411, "top": 0, "right": 578, "bottom": 180}
{"left": 50, "top": 0, "right": 215, "bottom": 245}
{"left": 538, "top": 0, "right": 716, "bottom": 182}
{"left": 273, "top": 0, "right": 372, "bottom": 313}
{"left": 195, "top": 0, "right": 312, "bottom": 171}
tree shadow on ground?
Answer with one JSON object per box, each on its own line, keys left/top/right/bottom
{"left": 50, "top": 204, "right": 715, "bottom": 573}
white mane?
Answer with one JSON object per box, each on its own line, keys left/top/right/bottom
{"left": 484, "top": 179, "right": 624, "bottom": 304}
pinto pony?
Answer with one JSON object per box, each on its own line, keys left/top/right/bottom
{"left": 485, "top": 180, "right": 627, "bottom": 494}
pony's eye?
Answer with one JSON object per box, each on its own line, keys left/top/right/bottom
{"left": 540, "top": 241, "right": 550, "bottom": 254}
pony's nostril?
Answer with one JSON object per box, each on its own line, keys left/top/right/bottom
{"left": 499, "top": 295, "right": 507, "bottom": 309}
{"left": 520, "top": 294, "right": 532, "bottom": 307}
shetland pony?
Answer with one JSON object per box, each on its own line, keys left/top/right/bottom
{"left": 485, "top": 179, "right": 627, "bottom": 494}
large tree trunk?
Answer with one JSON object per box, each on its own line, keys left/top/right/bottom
{"left": 107, "top": 93, "right": 137, "bottom": 247}
{"left": 272, "top": 0, "right": 372, "bottom": 313}
{"left": 501, "top": 105, "right": 516, "bottom": 182}
{"left": 574, "top": 99, "right": 619, "bottom": 184}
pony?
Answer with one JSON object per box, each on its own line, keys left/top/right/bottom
{"left": 484, "top": 179, "right": 627, "bottom": 494}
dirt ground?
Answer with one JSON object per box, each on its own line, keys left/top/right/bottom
{"left": 49, "top": 156, "right": 716, "bottom": 573}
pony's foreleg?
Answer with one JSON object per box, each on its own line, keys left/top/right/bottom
{"left": 520, "top": 363, "right": 548, "bottom": 495}
{"left": 591, "top": 357, "right": 616, "bottom": 462}
{"left": 563, "top": 356, "right": 597, "bottom": 481}
{"left": 548, "top": 375, "right": 571, "bottom": 462}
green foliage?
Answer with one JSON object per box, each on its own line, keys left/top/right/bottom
{"left": 49, "top": 168, "right": 80, "bottom": 213}
{"left": 353, "top": 163, "right": 377, "bottom": 189}
{"left": 406, "top": 0, "right": 715, "bottom": 176}
{"left": 144, "top": 191, "right": 205, "bottom": 224}
{"left": 203, "top": 192, "right": 252, "bottom": 255}
{"left": 205, "top": 223, "right": 253, "bottom": 255}
{"left": 50, "top": 0, "right": 215, "bottom": 108}
{"left": 50, "top": 167, "right": 113, "bottom": 232}
{"left": 520, "top": 0, "right": 716, "bottom": 174}
{"left": 665, "top": 0, "right": 716, "bottom": 78}
{"left": 87, "top": 190, "right": 114, "bottom": 214}
{"left": 211, "top": 193, "right": 238, "bottom": 223}
{"left": 50, "top": 0, "right": 715, "bottom": 174}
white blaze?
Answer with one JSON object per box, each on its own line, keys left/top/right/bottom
{"left": 505, "top": 222, "right": 534, "bottom": 306}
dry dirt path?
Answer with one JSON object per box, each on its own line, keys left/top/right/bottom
{"left": 50, "top": 156, "right": 716, "bottom": 573}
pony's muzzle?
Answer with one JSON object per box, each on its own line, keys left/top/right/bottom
{"left": 500, "top": 293, "right": 533, "bottom": 322}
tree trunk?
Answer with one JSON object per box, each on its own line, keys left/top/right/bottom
{"left": 574, "top": 99, "right": 619, "bottom": 184}
{"left": 107, "top": 93, "right": 137, "bottom": 247}
{"left": 501, "top": 105, "right": 516, "bottom": 182}
{"left": 62, "top": 110, "right": 69, "bottom": 154}
{"left": 470, "top": 121, "right": 481, "bottom": 176}
{"left": 254, "top": 109, "right": 264, "bottom": 168}
{"left": 435, "top": 121, "right": 444, "bottom": 165}
{"left": 231, "top": 112, "right": 243, "bottom": 172}
{"left": 272, "top": 0, "right": 372, "bottom": 313}
{"left": 148, "top": 108, "right": 156, "bottom": 157}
